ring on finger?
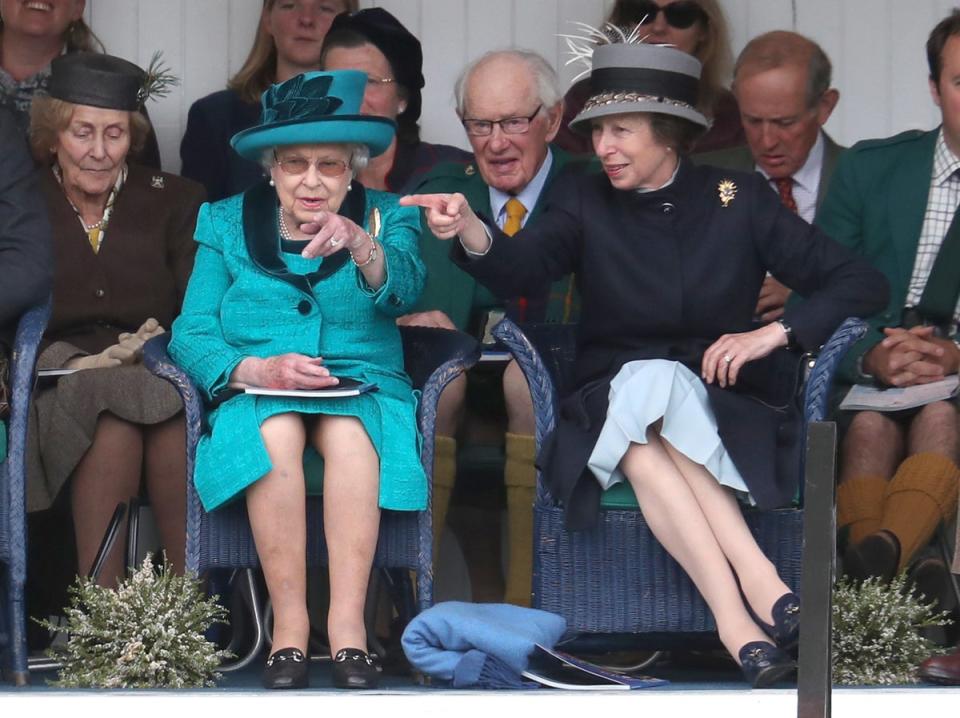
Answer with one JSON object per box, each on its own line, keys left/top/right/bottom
{"left": 723, "top": 354, "right": 733, "bottom": 364}
{"left": 329, "top": 237, "right": 341, "bottom": 247}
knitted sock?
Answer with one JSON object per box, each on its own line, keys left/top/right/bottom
{"left": 503, "top": 432, "right": 537, "bottom": 607}
{"left": 431, "top": 436, "right": 457, "bottom": 560}
{"left": 836, "top": 475, "right": 887, "bottom": 545}
{"left": 880, "top": 453, "right": 960, "bottom": 571}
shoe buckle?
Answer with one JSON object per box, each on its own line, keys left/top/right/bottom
{"left": 267, "top": 650, "right": 305, "bottom": 667}
{"left": 784, "top": 604, "right": 799, "bottom": 616}
{"left": 747, "top": 647, "right": 765, "bottom": 661}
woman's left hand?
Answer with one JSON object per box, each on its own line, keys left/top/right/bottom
{"left": 702, "top": 322, "right": 789, "bottom": 388}
{"left": 299, "top": 211, "right": 368, "bottom": 259}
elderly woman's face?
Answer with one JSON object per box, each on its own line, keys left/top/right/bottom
{"left": 323, "top": 42, "right": 405, "bottom": 121}
{"left": 265, "top": 0, "right": 345, "bottom": 70}
{"left": 55, "top": 104, "right": 130, "bottom": 200}
{"left": 635, "top": 0, "right": 706, "bottom": 57}
{"left": 270, "top": 143, "right": 353, "bottom": 228}
{"left": 0, "top": 0, "right": 85, "bottom": 38}
{"left": 591, "top": 114, "right": 677, "bottom": 191}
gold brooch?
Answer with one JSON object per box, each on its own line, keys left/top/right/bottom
{"left": 465, "top": 165, "right": 476, "bottom": 176}
{"left": 718, "top": 179, "right": 737, "bottom": 207}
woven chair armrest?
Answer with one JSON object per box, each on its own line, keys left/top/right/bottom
{"left": 142, "top": 333, "right": 205, "bottom": 574}
{"left": 402, "top": 326, "right": 480, "bottom": 611}
{"left": 3, "top": 297, "right": 51, "bottom": 583}
{"left": 802, "top": 317, "right": 868, "bottom": 424}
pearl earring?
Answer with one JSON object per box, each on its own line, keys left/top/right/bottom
{"left": 348, "top": 182, "right": 353, "bottom": 191}
{"left": 269, "top": 178, "right": 275, "bottom": 186}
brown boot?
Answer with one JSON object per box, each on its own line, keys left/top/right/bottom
{"left": 503, "top": 432, "right": 537, "bottom": 607}
{"left": 431, "top": 435, "right": 457, "bottom": 561}
{"left": 837, "top": 474, "right": 886, "bottom": 546}
{"left": 880, "top": 453, "right": 960, "bottom": 571}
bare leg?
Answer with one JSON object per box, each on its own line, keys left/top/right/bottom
{"left": 503, "top": 359, "right": 534, "bottom": 435}
{"left": 620, "top": 434, "right": 768, "bottom": 660}
{"left": 907, "top": 401, "right": 960, "bottom": 460}
{"left": 313, "top": 415, "right": 380, "bottom": 655}
{"left": 246, "top": 414, "right": 309, "bottom": 654}
{"left": 660, "top": 440, "right": 790, "bottom": 625}
{"left": 840, "top": 411, "right": 904, "bottom": 483}
{"left": 143, "top": 414, "right": 187, "bottom": 574}
{"left": 70, "top": 413, "right": 143, "bottom": 587}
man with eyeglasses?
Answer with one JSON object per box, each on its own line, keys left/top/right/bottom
{"left": 398, "top": 49, "right": 579, "bottom": 606}
{"left": 696, "top": 31, "right": 842, "bottom": 323}
{"left": 815, "top": 13, "right": 960, "bottom": 660}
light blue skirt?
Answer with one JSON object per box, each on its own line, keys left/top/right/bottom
{"left": 586, "top": 359, "right": 751, "bottom": 499}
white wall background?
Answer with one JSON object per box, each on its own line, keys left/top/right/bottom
{"left": 81, "top": 0, "right": 960, "bottom": 173}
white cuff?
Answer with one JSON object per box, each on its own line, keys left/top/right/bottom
{"left": 461, "top": 223, "right": 493, "bottom": 258}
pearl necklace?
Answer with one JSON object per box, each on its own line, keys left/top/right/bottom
{"left": 278, "top": 209, "right": 295, "bottom": 241}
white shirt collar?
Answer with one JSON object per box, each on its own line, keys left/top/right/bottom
{"left": 489, "top": 149, "right": 554, "bottom": 229}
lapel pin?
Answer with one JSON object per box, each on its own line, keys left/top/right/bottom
{"left": 151, "top": 175, "right": 165, "bottom": 189}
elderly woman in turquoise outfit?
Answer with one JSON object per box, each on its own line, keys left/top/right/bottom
{"left": 169, "top": 70, "right": 425, "bottom": 691}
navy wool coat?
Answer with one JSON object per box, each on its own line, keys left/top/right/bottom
{"left": 453, "top": 159, "right": 889, "bottom": 530}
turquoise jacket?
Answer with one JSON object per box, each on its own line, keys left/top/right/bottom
{"left": 170, "top": 182, "right": 427, "bottom": 511}
{"left": 816, "top": 128, "right": 941, "bottom": 383}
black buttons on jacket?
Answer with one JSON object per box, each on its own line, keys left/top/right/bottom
{"left": 660, "top": 202, "right": 676, "bottom": 215}
{"left": 94, "top": 288, "right": 105, "bottom": 298}
{"left": 297, "top": 300, "right": 312, "bottom": 315}
{"left": 388, "top": 294, "right": 401, "bottom": 306}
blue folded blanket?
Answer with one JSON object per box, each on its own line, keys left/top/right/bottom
{"left": 401, "top": 602, "right": 567, "bottom": 688}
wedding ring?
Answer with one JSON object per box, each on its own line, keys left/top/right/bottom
{"left": 330, "top": 237, "right": 341, "bottom": 247}
{"left": 723, "top": 354, "right": 733, "bottom": 364}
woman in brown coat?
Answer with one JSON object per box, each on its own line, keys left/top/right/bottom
{"left": 26, "top": 53, "right": 205, "bottom": 587}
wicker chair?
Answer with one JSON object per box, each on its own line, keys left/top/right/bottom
{"left": 0, "top": 299, "right": 51, "bottom": 686}
{"left": 492, "top": 316, "right": 866, "bottom": 638}
{"left": 143, "top": 326, "right": 480, "bottom": 668}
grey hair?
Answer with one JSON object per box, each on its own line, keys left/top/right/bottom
{"left": 733, "top": 31, "right": 832, "bottom": 109}
{"left": 454, "top": 49, "right": 562, "bottom": 117}
{"left": 259, "top": 142, "right": 370, "bottom": 173}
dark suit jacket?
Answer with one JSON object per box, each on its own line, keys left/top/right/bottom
{"left": 413, "top": 146, "right": 579, "bottom": 332}
{"left": 816, "top": 128, "right": 946, "bottom": 383}
{"left": 694, "top": 131, "right": 845, "bottom": 211}
{"left": 0, "top": 107, "right": 51, "bottom": 353}
{"left": 38, "top": 164, "right": 205, "bottom": 355}
{"left": 453, "top": 159, "right": 888, "bottom": 527}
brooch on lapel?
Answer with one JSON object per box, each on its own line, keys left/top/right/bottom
{"left": 718, "top": 179, "right": 737, "bottom": 208}
{"left": 465, "top": 165, "right": 476, "bottom": 176}
{"left": 151, "top": 175, "right": 165, "bottom": 189}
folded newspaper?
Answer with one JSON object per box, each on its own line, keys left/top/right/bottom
{"left": 839, "top": 375, "right": 960, "bottom": 412}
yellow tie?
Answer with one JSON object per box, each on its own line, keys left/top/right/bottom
{"left": 503, "top": 197, "right": 527, "bottom": 236}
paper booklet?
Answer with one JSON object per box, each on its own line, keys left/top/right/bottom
{"left": 228, "top": 377, "right": 378, "bottom": 399}
{"left": 839, "top": 375, "right": 960, "bottom": 412}
{"left": 37, "top": 368, "right": 80, "bottom": 377}
{"left": 521, "top": 644, "right": 668, "bottom": 690}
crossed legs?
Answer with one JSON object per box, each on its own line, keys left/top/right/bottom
{"left": 246, "top": 413, "right": 380, "bottom": 656}
{"left": 620, "top": 428, "right": 789, "bottom": 660}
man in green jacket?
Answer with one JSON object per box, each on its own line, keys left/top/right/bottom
{"left": 399, "top": 49, "right": 577, "bottom": 605}
{"left": 816, "top": 12, "right": 960, "bottom": 610}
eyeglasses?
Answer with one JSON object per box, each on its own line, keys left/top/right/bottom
{"left": 461, "top": 105, "right": 542, "bottom": 137}
{"left": 274, "top": 152, "right": 348, "bottom": 177}
{"left": 631, "top": 0, "right": 706, "bottom": 29}
{"left": 365, "top": 74, "right": 396, "bottom": 88}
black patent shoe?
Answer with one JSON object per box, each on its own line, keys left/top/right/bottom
{"left": 332, "top": 648, "right": 381, "bottom": 689}
{"left": 738, "top": 641, "right": 796, "bottom": 688}
{"left": 262, "top": 647, "right": 308, "bottom": 689}
{"left": 751, "top": 593, "right": 801, "bottom": 649}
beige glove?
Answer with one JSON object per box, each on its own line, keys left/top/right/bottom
{"left": 66, "top": 342, "right": 137, "bottom": 370}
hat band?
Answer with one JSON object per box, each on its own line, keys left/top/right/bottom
{"left": 581, "top": 90, "right": 700, "bottom": 117}
{"left": 590, "top": 67, "right": 699, "bottom": 108}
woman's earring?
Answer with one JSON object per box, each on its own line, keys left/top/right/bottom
{"left": 269, "top": 178, "right": 275, "bottom": 186}
{"left": 348, "top": 182, "right": 353, "bottom": 191}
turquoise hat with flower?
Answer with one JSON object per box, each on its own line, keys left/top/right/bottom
{"left": 231, "top": 70, "right": 395, "bottom": 160}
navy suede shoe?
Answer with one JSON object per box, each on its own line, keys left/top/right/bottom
{"left": 738, "top": 641, "right": 796, "bottom": 688}
{"left": 262, "top": 647, "right": 308, "bottom": 689}
{"left": 332, "top": 648, "right": 380, "bottom": 689}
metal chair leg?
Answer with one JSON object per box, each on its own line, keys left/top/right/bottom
{"left": 217, "top": 569, "right": 264, "bottom": 673}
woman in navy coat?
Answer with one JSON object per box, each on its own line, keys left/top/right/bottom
{"left": 404, "top": 38, "right": 888, "bottom": 686}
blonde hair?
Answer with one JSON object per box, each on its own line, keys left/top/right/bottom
{"left": 228, "top": 0, "right": 359, "bottom": 105}
{"left": 29, "top": 95, "right": 149, "bottom": 163}
{"left": 606, "top": 0, "right": 733, "bottom": 114}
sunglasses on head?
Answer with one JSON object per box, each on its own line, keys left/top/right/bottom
{"left": 631, "top": 0, "right": 706, "bottom": 30}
